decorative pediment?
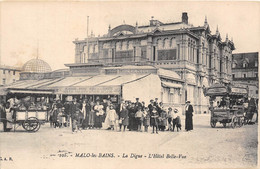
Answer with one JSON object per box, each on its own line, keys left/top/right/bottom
{"left": 110, "top": 24, "right": 136, "bottom": 37}
{"left": 152, "top": 28, "right": 162, "bottom": 34}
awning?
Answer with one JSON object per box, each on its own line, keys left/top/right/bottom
{"left": 161, "top": 81, "right": 182, "bottom": 88}
{"left": 54, "top": 86, "right": 121, "bottom": 95}
{"left": 8, "top": 89, "right": 54, "bottom": 95}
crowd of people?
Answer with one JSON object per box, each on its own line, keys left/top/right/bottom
{"left": 49, "top": 97, "right": 194, "bottom": 134}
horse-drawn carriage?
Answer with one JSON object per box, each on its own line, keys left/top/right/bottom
{"left": 205, "top": 83, "right": 248, "bottom": 128}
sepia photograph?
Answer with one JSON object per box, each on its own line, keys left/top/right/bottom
{"left": 0, "top": 1, "right": 259, "bottom": 169}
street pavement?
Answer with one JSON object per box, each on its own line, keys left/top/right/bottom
{"left": 0, "top": 114, "right": 258, "bottom": 169}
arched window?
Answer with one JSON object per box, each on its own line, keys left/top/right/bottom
{"left": 243, "top": 61, "right": 247, "bottom": 68}
{"left": 162, "top": 39, "right": 166, "bottom": 48}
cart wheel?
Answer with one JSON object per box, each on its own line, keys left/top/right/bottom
{"left": 231, "top": 117, "right": 238, "bottom": 129}
{"left": 22, "top": 117, "right": 40, "bottom": 132}
{"left": 210, "top": 121, "right": 216, "bottom": 128}
{"left": 222, "top": 123, "right": 227, "bottom": 128}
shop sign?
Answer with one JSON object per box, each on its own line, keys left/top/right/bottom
{"left": 55, "top": 86, "right": 121, "bottom": 95}
{"left": 119, "top": 69, "right": 156, "bottom": 74}
{"left": 207, "top": 87, "right": 226, "bottom": 94}
{"left": 231, "top": 87, "right": 247, "bottom": 94}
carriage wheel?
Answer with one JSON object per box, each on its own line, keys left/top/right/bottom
{"left": 231, "top": 116, "right": 238, "bottom": 129}
{"left": 22, "top": 117, "right": 40, "bottom": 132}
{"left": 222, "top": 123, "right": 227, "bottom": 128}
{"left": 210, "top": 120, "right": 216, "bottom": 128}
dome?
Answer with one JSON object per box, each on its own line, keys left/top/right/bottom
{"left": 22, "top": 59, "right": 52, "bottom": 73}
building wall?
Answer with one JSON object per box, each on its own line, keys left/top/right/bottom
{"left": 232, "top": 52, "right": 259, "bottom": 99}
{"left": 71, "top": 14, "right": 235, "bottom": 114}
{"left": 0, "top": 67, "right": 21, "bottom": 86}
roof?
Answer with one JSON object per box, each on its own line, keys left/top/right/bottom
{"left": 157, "top": 68, "right": 182, "bottom": 82}
{"left": 161, "top": 81, "right": 182, "bottom": 88}
{"left": 0, "top": 74, "right": 156, "bottom": 95}
{"left": 23, "top": 59, "right": 52, "bottom": 73}
{"left": 0, "top": 65, "right": 22, "bottom": 71}
{"left": 232, "top": 52, "right": 258, "bottom": 68}
{"left": 103, "top": 65, "right": 156, "bottom": 70}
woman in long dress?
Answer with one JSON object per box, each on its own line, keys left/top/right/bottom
{"left": 119, "top": 104, "right": 129, "bottom": 132}
{"left": 94, "top": 101, "right": 104, "bottom": 129}
{"left": 81, "top": 100, "right": 89, "bottom": 129}
{"left": 185, "top": 101, "right": 193, "bottom": 131}
{"left": 88, "top": 101, "right": 95, "bottom": 129}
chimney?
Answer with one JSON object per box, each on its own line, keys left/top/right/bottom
{"left": 182, "top": 12, "right": 188, "bottom": 24}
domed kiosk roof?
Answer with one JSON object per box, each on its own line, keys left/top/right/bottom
{"left": 22, "top": 59, "right": 52, "bottom": 73}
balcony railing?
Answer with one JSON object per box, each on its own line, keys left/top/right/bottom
{"left": 87, "top": 56, "right": 148, "bottom": 64}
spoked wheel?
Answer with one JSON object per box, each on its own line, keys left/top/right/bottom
{"left": 210, "top": 120, "right": 216, "bottom": 128}
{"left": 22, "top": 117, "right": 41, "bottom": 132}
{"left": 231, "top": 116, "right": 238, "bottom": 129}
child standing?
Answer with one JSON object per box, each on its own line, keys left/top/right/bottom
{"left": 135, "top": 106, "right": 143, "bottom": 132}
{"left": 143, "top": 107, "right": 150, "bottom": 132}
{"left": 150, "top": 106, "right": 159, "bottom": 134}
{"left": 108, "top": 105, "right": 117, "bottom": 131}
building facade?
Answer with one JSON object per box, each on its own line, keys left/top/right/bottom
{"left": 0, "top": 65, "right": 21, "bottom": 86}
{"left": 232, "top": 52, "right": 258, "bottom": 99}
{"left": 71, "top": 12, "right": 235, "bottom": 114}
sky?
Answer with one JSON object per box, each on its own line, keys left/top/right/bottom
{"left": 0, "top": 1, "right": 259, "bottom": 70}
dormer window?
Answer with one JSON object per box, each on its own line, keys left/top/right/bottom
{"left": 242, "top": 58, "right": 249, "bottom": 68}
{"left": 243, "top": 62, "right": 247, "bottom": 68}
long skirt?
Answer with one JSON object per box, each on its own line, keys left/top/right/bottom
{"left": 185, "top": 114, "right": 193, "bottom": 131}
{"left": 82, "top": 113, "right": 89, "bottom": 129}
{"left": 88, "top": 111, "right": 95, "bottom": 126}
{"left": 94, "top": 115, "right": 103, "bottom": 128}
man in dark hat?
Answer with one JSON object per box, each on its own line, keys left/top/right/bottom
{"left": 70, "top": 98, "right": 80, "bottom": 133}
{"left": 185, "top": 101, "right": 193, "bottom": 131}
{"left": 148, "top": 99, "right": 154, "bottom": 114}
{"left": 154, "top": 98, "right": 159, "bottom": 107}
{"left": 135, "top": 98, "right": 142, "bottom": 110}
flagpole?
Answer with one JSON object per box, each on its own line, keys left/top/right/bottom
{"left": 86, "top": 16, "right": 89, "bottom": 63}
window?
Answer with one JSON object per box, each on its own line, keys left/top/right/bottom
{"left": 256, "top": 73, "right": 258, "bottom": 78}
{"left": 243, "top": 62, "right": 248, "bottom": 68}
{"left": 243, "top": 74, "right": 246, "bottom": 78}
{"left": 2, "top": 78, "right": 6, "bottom": 85}
{"left": 256, "top": 90, "right": 258, "bottom": 94}
{"left": 3, "top": 70, "right": 5, "bottom": 74}
{"left": 8, "top": 70, "right": 11, "bottom": 74}
{"left": 255, "top": 61, "right": 258, "bottom": 67}
{"left": 177, "top": 44, "right": 180, "bottom": 59}
{"left": 13, "top": 71, "right": 16, "bottom": 75}
{"left": 232, "top": 74, "right": 235, "bottom": 78}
